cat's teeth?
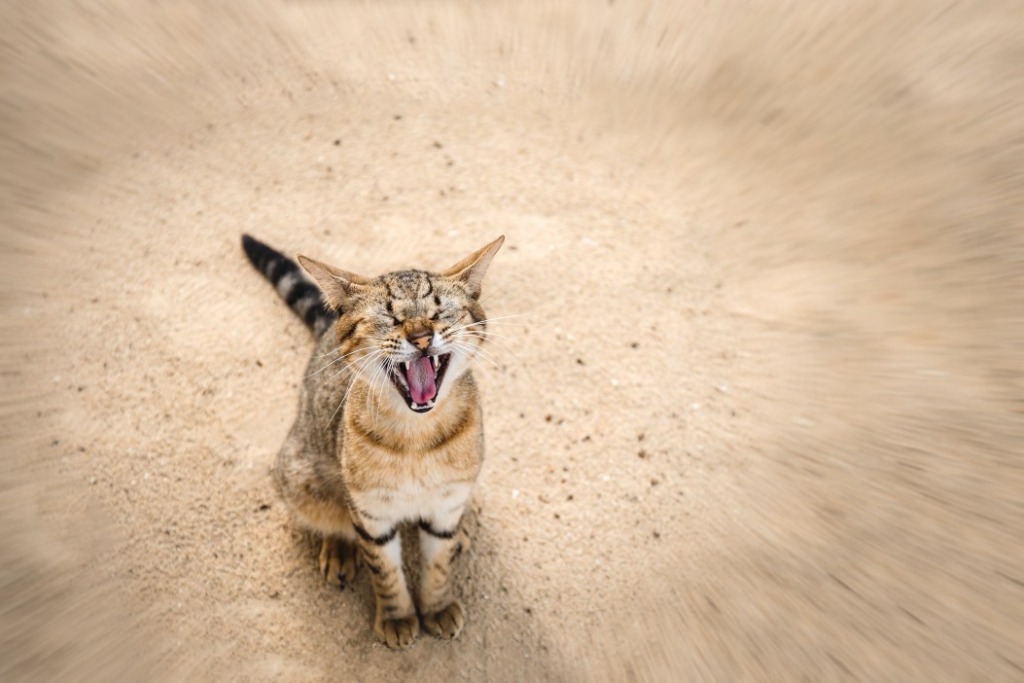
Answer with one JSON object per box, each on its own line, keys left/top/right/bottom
{"left": 430, "top": 355, "right": 438, "bottom": 372}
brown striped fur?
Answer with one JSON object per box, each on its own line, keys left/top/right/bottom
{"left": 260, "top": 236, "right": 503, "bottom": 649}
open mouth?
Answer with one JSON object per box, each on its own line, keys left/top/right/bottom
{"left": 388, "top": 353, "right": 452, "bottom": 413}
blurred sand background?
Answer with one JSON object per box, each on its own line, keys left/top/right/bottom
{"left": 2, "top": 1, "right": 1022, "bottom": 681}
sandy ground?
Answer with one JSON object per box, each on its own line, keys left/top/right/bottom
{"left": 2, "top": 2, "right": 1023, "bottom": 681}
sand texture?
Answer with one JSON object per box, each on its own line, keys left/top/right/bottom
{"left": 2, "top": 2, "right": 1022, "bottom": 681}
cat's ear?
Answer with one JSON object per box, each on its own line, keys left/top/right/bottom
{"left": 297, "top": 255, "right": 367, "bottom": 311}
{"left": 442, "top": 235, "right": 505, "bottom": 299}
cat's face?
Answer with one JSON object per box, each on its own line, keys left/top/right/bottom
{"left": 298, "top": 237, "right": 503, "bottom": 415}
{"left": 337, "top": 270, "right": 488, "bottom": 413}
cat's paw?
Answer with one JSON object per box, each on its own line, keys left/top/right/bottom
{"left": 375, "top": 613, "right": 419, "bottom": 650}
{"left": 422, "top": 600, "right": 465, "bottom": 640}
{"left": 319, "top": 537, "right": 358, "bottom": 590}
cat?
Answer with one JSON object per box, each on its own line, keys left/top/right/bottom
{"left": 241, "top": 233, "right": 503, "bottom": 649}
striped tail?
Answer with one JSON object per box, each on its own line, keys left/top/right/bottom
{"left": 241, "top": 234, "right": 337, "bottom": 336}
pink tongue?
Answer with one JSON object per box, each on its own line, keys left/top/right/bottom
{"left": 406, "top": 356, "right": 437, "bottom": 404}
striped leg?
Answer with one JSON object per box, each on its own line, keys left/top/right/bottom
{"left": 418, "top": 515, "right": 468, "bottom": 639}
{"left": 355, "top": 523, "right": 418, "bottom": 649}
{"left": 318, "top": 534, "right": 358, "bottom": 590}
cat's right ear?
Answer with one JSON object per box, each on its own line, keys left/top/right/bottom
{"left": 297, "top": 255, "right": 367, "bottom": 311}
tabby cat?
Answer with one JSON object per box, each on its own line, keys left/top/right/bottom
{"left": 241, "top": 234, "right": 504, "bottom": 649}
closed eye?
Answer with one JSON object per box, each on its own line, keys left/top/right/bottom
{"left": 432, "top": 307, "right": 461, "bottom": 322}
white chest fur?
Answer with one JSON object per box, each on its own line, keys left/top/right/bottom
{"left": 354, "top": 480, "right": 474, "bottom": 531}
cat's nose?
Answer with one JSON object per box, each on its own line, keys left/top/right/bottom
{"left": 408, "top": 327, "right": 432, "bottom": 350}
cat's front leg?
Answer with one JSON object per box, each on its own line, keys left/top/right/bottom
{"left": 417, "top": 509, "right": 469, "bottom": 640}
{"left": 354, "top": 518, "right": 418, "bottom": 649}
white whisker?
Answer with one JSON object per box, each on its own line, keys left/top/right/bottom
{"left": 448, "top": 340, "right": 502, "bottom": 372}
{"left": 328, "top": 347, "right": 388, "bottom": 426}
{"left": 445, "top": 313, "right": 531, "bottom": 336}
{"left": 453, "top": 330, "right": 522, "bottom": 365}
{"left": 324, "top": 347, "right": 383, "bottom": 385}
{"left": 365, "top": 355, "right": 393, "bottom": 427}
{"left": 307, "top": 345, "right": 379, "bottom": 378}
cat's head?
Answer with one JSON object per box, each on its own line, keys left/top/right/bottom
{"left": 298, "top": 236, "right": 503, "bottom": 415}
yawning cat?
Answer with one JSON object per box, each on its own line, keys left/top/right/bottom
{"left": 242, "top": 234, "right": 504, "bottom": 649}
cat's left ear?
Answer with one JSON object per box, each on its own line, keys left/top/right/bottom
{"left": 442, "top": 235, "right": 505, "bottom": 300}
